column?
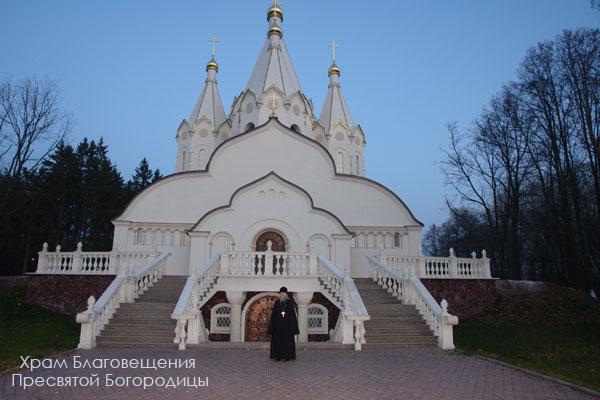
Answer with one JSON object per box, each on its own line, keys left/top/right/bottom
{"left": 188, "top": 231, "right": 210, "bottom": 275}
{"left": 295, "top": 292, "right": 313, "bottom": 343}
{"left": 332, "top": 234, "right": 353, "bottom": 275}
{"left": 226, "top": 291, "right": 246, "bottom": 342}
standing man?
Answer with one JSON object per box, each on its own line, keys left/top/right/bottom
{"left": 267, "top": 286, "right": 299, "bottom": 361}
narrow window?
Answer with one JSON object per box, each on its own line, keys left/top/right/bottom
{"left": 336, "top": 152, "right": 343, "bottom": 173}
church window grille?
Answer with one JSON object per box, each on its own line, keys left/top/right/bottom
{"left": 307, "top": 304, "right": 328, "bottom": 333}
{"left": 394, "top": 233, "right": 401, "bottom": 248}
{"left": 210, "top": 303, "right": 232, "bottom": 333}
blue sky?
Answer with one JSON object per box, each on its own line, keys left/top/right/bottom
{"left": 1, "top": 0, "right": 598, "bottom": 228}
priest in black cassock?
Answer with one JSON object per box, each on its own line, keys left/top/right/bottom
{"left": 267, "top": 286, "right": 299, "bottom": 361}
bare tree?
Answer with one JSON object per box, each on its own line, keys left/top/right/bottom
{"left": 0, "top": 77, "right": 72, "bottom": 222}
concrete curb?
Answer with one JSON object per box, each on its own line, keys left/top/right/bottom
{"left": 456, "top": 349, "right": 600, "bottom": 398}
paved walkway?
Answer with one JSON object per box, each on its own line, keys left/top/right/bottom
{"left": 1, "top": 347, "right": 596, "bottom": 399}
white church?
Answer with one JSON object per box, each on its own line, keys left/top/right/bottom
{"left": 36, "top": 2, "right": 492, "bottom": 351}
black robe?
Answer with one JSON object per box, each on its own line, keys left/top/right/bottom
{"left": 267, "top": 298, "right": 299, "bottom": 360}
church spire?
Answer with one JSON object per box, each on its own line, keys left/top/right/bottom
{"left": 319, "top": 42, "right": 354, "bottom": 134}
{"left": 245, "top": 0, "right": 301, "bottom": 99}
{"left": 188, "top": 36, "right": 226, "bottom": 131}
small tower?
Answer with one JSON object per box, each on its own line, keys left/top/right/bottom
{"left": 229, "top": 0, "right": 315, "bottom": 136}
{"left": 176, "top": 37, "right": 227, "bottom": 172}
{"left": 318, "top": 42, "right": 366, "bottom": 176}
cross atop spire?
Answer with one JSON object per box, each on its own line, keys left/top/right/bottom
{"left": 329, "top": 41, "right": 339, "bottom": 63}
{"left": 209, "top": 36, "right": 219, "bottom": 57}
{"left": 271, "top": 0, "right": 281, "bottom": 8}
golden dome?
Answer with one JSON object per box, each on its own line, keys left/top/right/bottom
{"left": 206, "top": 58, "right": 218, "bottom": 72}
{"left": 267, "top": 26, "right": 283, "bottom": 37}
{"left": 267, "top": 6, "right": 283, "bottom": 21}
{"left": 328, "top": 63, "right": 341, "bottom": 76}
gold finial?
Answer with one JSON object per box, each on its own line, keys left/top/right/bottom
{"left": 267, "top": 0, "right": 284, "bottom": 21}
{"left": 329, "top": 41, "right": 339, "bottom": 63}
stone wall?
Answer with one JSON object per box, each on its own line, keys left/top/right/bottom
{"left": 421, "top": 279, "right": 498, "bottom": 320}
{"left": 0, "top": 276, "right": 28, "bottom": 289}
{"left": 26, "top": 275, "right": 114, "bottom": 316}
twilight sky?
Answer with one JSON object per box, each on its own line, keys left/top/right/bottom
{"left": 1, "top": 0, "right": 598, "bottom": 228}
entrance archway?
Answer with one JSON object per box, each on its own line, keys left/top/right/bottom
{"left": 244, "top": 293, "right": 279, "bottom": 341}
{"left": 254, "top": 230, "right": 286, "bottom": 275}
{"left": 255, "top": 230, "right": 286, "bottom": 252}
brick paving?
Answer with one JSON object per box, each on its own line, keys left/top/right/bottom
{"left": 1, "top": 347, "right": 597, "bottom": 400}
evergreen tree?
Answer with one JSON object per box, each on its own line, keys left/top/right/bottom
{"left": 129, "top": 158, "right": 153, "bottom": 192}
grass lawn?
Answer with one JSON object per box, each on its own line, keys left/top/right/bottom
{"left": 0, "top": 287, "right": 79, "bottom": 372}
{"left": 455, "top": 287, "right": 600, "bottom": 392}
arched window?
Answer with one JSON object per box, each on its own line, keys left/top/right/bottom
{"left": 355, "top": 154, "right": 360, "bottom": 174}
{"left": 307, "top": 304, "right": 328, "bottom": 333}
{"left": 244, "top": 122, "right": 255, "bottom": 132}
{"left": 291, "top": 124, "right": 301, "bottom": 133}
{"left": 181, "top": 150, "right": 187, "bottom": 170}
{"left": 394, "top": 233, "right": 401, "bottom": 248}
{"left": 134, "top": 228, "right": 144, "bottom": 245}
{"left": 210, "top": 303, "right": 232, "bottom": 333}
{"left": 336, "top": 152, "right": 343, "bottom": 173}
{"left": 198, "top": 149, "right": 206, "bottom": 169}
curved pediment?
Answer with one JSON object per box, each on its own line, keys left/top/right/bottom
{"left": 116, "top": 117, "right": 422, "bottom": 228}
{"left": 190, "top": 171, "right": 351, "bottom": 236}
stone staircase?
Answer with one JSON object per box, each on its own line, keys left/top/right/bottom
{"left": 97, "top": 276, "right": 187, "bottom": 348}
{"left": 354, "top": 278, "right": 437, "bottom": 348}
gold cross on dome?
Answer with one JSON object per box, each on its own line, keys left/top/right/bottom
{"left": 209, "top": 36, "right": 219, "bottom": 57}
{"left": 271, "top": 0, "right": 281, "bottom": 8}
{"left": 329, "top": 41, "right": 339, "bottom": 62}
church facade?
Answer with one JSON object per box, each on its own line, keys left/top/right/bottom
{"left": 36, "top": 2, "right": 491, "bottom": 351}
{"left": 113, "top": 5, "right": 423, "bottom": 279}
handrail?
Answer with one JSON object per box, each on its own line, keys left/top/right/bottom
{"left": 173, "top": 252, "right": 221, "bottom": 317}
{"left": 317, "top": 256, "right": 346, "bottom": 279}
{"left": 366, "top": 255, "right": 406, "bottom": 280}
{"left": 92, "top": 276, "right": 125, "bottom": 315}
{"left": 172, "top": 253, "right": 221, "bottom": 350}
{"left": 410, "top": 277, "right": 442, "bottom": 315}
{"left": 76, "top": 252, "right": 171, "bottom": 349}
{"left": 344, "top": 277, "right": 369, "bottom": 317}
{"left": 366, "top": 254, "right": 457, "bottom": 350}
{"left": 132, "top": 252, "right": 171, "bottom": 279}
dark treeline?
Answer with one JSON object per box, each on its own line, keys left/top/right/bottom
{"left": 1, "top": 139, "right": 162, "bottom": 275}
{"left": 0, "top": 77, "right": 162, "bottom": 275}
{"left": 424, "top": 29, "right": 600, "bottom": 290}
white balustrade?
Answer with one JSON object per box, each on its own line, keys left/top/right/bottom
{"left": 36, "top": 242, "right": 154, "bottom": 275}
{"left": 366, "top": 255, "right": 458, "bottom": 350}
{"left": 317, "top": 256, "right": 369, "bottom": 350}
{"left": 380, "top": 248, "right": 492, "bottom": 279}
{"left": 172, "top": 253, "right": 221, "bottom": 350}
{"left": 75, "top": 252, "right": 171, "bottom": 349}
{"left": 222, "top": 250, "right": 315, "bottom": 277}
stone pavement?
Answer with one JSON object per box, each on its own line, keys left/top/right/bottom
{"left": 1, "top": 347, "right": 596, "bottom": 400}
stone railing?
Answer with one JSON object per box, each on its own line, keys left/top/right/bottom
{"left": 317, "top": 256, "right": 369, "bottom": 350}
{"left": 366, "top": 255, "right": 458, "bottom": 350}
{"left": 221, "top": 249, "right": 316, "bottom": 276}
{"left": 172, "top": 253, "right": 221, "bottom": 350}
{"left": 380, "top": 248, "right": 491, "bottom": 279}
{"left": 36, "top": 242, "right": 154, "bottom": 275}
{"left": 75, "top": 252, "right": 171, "bottom": 349}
